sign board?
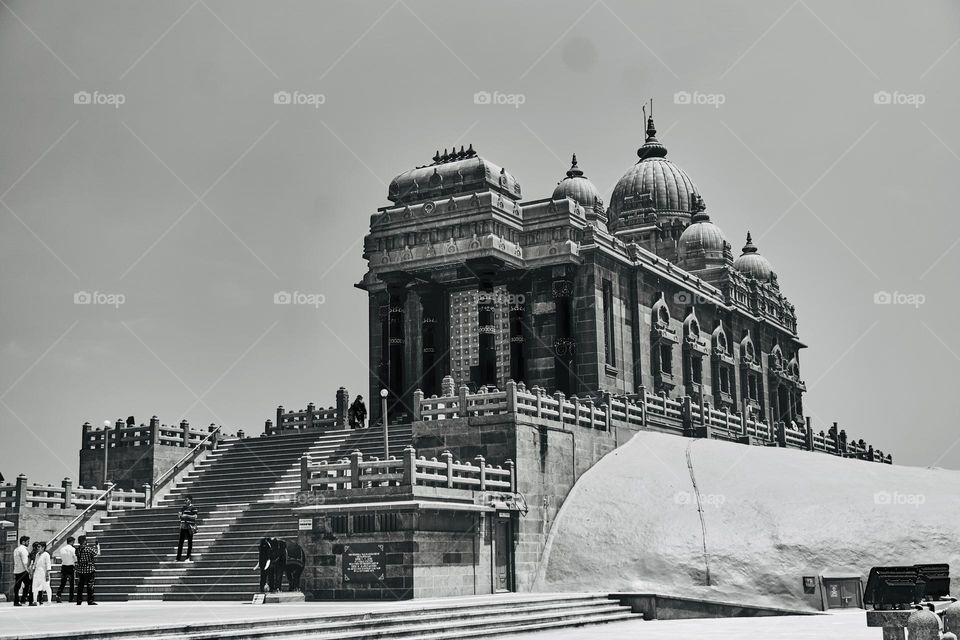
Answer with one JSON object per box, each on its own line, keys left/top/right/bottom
{"left": 6, "top": 531, "right": 18, "bottom": 542}
{"left": 342, "top": 543, "right": 385, "bottom": 583}
{"left": 298, "top": 518, "right": 313, "bottom": 531}
{"left": 251, "top": 593, "right": 265, "bottom": 605}
{"left": 803, "top": 576, "right": 817, "bottom": 594}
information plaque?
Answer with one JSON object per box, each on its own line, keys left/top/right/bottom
{"left": 343, "top": 543, "right": 386, "bottom": 583}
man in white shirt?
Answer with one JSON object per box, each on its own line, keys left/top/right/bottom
{"left": 55, "top": 536, "right": 77, "bottom": 603}
{"left": 12, "top": 535, "right": 32, "bottom": 606}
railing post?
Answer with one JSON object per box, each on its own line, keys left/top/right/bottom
{"left": 535, "top": 387, "right": 542, "bottom": 419}
{"left": 442, "top": 451, "right": 454, "bottom": 488}
{"left": 114, "top": 419, "right": 124, "bottom": 449}
{"left": 554, "top": 391, "right": 565, "bottom": 428}
{"left": 804, "top": 417, "right": 814, "bottom": 451}
{"left": 639, "top": 387, "right": 647, "bottom": 427}
{"left": 15, "top": 473, "right": 27, "bottom": 508}
{"left": 681, "top": 395, "right": 692, "bottom": 435}
{"left": 413, "top": 389, "right": 424, "bottom": 421}
{"left": 301, "top": 454, "right": 311, "bottom": 492}
{"left": 603, "top": 393, "right": 612, "bottom": 432}
{"left": 143, "top": 483, "right": 152, "bottom": 508}
{"left": 350, "top": 450, "right": 362, "bottom": 489}
{"left": 104, "top": 482, "right": 115, "bottom": 511}
{"left": 505, "top": 460, "right": 516, "bottom": 493}
{"left": 458, "top": 385, "right": 469, "bottom": 418}
{"left": 402, "top": 445, "right": 416, "bottom": 486}
{"left": 699, "top": 394, "right": 706, "bottom": 426}
{"left": 180, "top": 419, "right": 190, "bottom": 447}
{"left": 62, "top": 477, "right": 73, "bottom": 509}
{"left": 505, "top": 380, "right": 517, "bottom": 414}
{"left": 776, "top": 422, "right": 787, "bottom": 447}
{"left": 475, "top": 455, "right": 486, "bottom": 490}
{"left": 237, "top": 429, "right": 245, "bottom": 439}
{"left": 336, "top": 386, "right": 350, "bottom": 429}
{"left": 306, "top": 403, "right": 316, "bottom": 430}
{"left": 741, "top": 399, "right": 749, "bottom": 436}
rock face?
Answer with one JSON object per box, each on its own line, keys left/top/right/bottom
{"left": 534, "top": 431, "right": 960, "bottom": 609}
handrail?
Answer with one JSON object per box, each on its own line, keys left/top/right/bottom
{"left": 153, "top": 425, "right": 223, "bottom": 491}
{"left": 48, "top": 482, "right": 116, "bottom": 548}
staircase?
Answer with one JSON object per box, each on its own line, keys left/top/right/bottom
{"left": 18, "top": 594, "right": 641, "bottom": 639}
{"left": 56, "top": 425, "right": 411, "bottom": 602}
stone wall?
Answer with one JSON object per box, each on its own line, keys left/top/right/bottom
{"left": 79, "top": 443, "right": 189, "bottom": 491}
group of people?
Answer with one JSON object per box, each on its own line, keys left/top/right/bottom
{"left": 12, "top": 535, "right": 99, "bottom": 605}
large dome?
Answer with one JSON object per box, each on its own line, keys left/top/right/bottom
{"left": 608, "top": 115, "right": 700, "bottom": 228}
{"left": 733, "top": 232, "right": 775, "bottom": 281}
{"left": 552, "top": 154, "right": 603, "bottom": 212}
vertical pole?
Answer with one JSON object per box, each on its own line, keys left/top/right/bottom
{"left": 381, "top": 391, "right": 390, "bottom": 458}
{"left": 103, "top": 426, "right": 110, "bottom": 487}
{"left": 62, "top": 477, "right": 73, "bottom": 509}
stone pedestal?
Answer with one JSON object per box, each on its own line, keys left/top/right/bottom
{"left": 263, "top": 591, "right": 306, "bottom": 603}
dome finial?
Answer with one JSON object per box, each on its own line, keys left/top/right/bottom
{"left": 638, "top": 99, "right": 668, "bottom": 160}
{"left": 742, "top": 231, "right": 758, "bottom": 254}
{"left": 690, "top": 194, "right": 709, "bottom": 223}
{"left": 566, "top": 153, "right": 584, "bottom": 178}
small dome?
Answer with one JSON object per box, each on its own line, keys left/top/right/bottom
{"left": 552, "top": 154, "right": 604, "bottom": 212}
{"left": 733, "top": 232, "right": 775, "bottom": 281}
{"left": 677, "top": 205, "right": 729, "bottom": 265}
{"left": 608, "top": 112, "right": 700, "bottom": 228}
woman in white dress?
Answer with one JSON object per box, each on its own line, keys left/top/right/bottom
{"left": 31, "top": 541, "right": 52, "bottom": 605}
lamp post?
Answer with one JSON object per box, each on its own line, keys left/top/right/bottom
{"left": 103, "top": 420, "right": 111, "bottom": 487}
{"left": 380, "top": 388, "right": 389, "bottom": 458}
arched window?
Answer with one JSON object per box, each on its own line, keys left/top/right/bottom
{"left": 770, "top": 345, "right": 783, "bottom": 372}
{"left": 652, "top": 293, "right": 671, "bottom": 327}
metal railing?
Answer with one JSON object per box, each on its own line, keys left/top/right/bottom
{"left": 48, "top": 482, "right": 116, "bottom": 548}
{"left": 152, "top": 425, "right": 223, "bottom": 498}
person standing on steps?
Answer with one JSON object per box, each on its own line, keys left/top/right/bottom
{"left": 176, "top": 494, "right": 198, "bottom": 562}
{"left": 12, "top": 535, "right": 32, "bottom": 606}
{"left": 31, "top": 541, "right": 52, "bottom": 605}
{"left": 349, "top": 395, "right": 367, "bottom": 429}
{"left": 55, "top": 536, "right": 76, "bottom": 603}
{"left": 74, "top": 535, "right": 99, "bottom": 605}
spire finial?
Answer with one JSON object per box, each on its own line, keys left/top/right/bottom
{"left": 638, "top": 98, "right": 667, "bottom": 160}
{"left": 741, "top": 231, "right": 758, "bottom": 254}
{"left": 565, "top": 153, "right": 584, "bottom": 179}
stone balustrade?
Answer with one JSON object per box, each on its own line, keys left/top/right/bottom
{"left": 81, "top": 417, "right": 227, "bottom": 450}
{"left": 301, "top": 446, "right": 516, "bottom": 494}
{"left": 0, "top": 474, "right": 148, "bottom": 511}
{"left": 414, "top": 379, "right": 892, "bottom": 465}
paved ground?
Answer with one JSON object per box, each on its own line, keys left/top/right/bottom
{"left": 502, "top": 610, "right": 876, "bottom": 640}
{"left": 0, "top": 599, "right": 874, "bottom": 640}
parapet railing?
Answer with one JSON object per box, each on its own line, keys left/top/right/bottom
{"left": 81, "top": 419, "right": 231, "bottom": 450}
{"left": 268, "top": 386, "right": 351, "bottom": 435}
{"left": 301, "top": 446, "right": 516, "bottom": 493}
{"left": 414, "top": 380, "right": 892, "bottom": 465}
{"left": 0, "top": 474, "right": 147, "bottom": 511}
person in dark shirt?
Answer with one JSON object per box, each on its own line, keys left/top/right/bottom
{"left": 349, "top": 395, "right": 367, "bottom": 429}
{"left": 74, "top": 535, "right": 99, "bottom": 605}
{"left": 176, "top": 495, "right": 198, "bottom": 562}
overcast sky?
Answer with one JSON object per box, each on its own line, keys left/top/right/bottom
{"left": 1, "top": 0, "right": 958, "bottom": 481}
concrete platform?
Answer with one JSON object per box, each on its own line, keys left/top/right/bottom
{"left": 0, "top": 597, "right": 868, "bottom": 640}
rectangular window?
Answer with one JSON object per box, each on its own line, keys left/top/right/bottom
{"left": 329, "top": 514, "right": 348, "bottom": 534}
{"left": 603, "top": 280, "right": 616, "bottom": 366}
{"left": 354, "top": 513, "right": 376, "bottom": 534}
{"left": 748, "top": 375, "right": 758, "bottom": 400}
{"left": 691, "top": 357, "right": 703, "bottom": 384}
{"left": 719, "top": 367, "right": 730, "bottom": 394}
{"left": 660, "top": 344, "right": 673, "bottom": 374}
